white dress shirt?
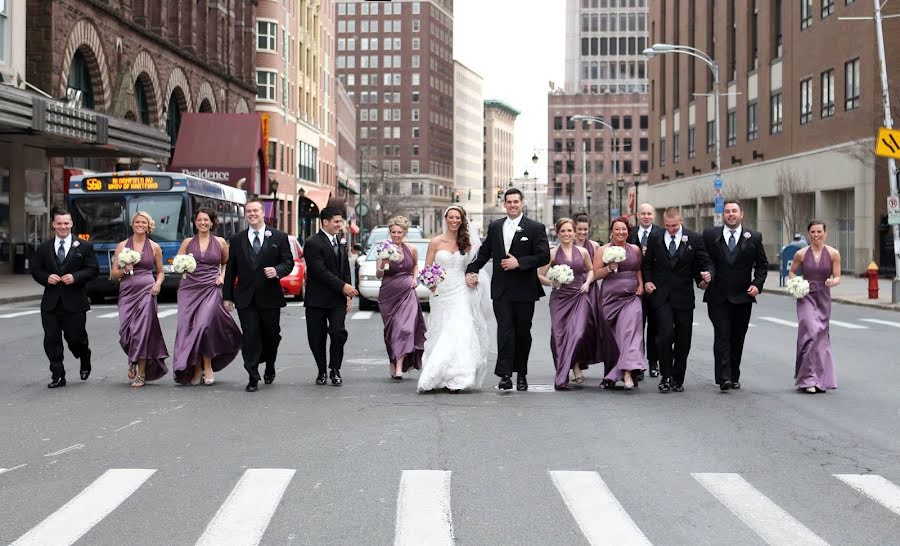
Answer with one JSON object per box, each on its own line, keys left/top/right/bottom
{"left": 637, "top": 225, "right": 653, "bottom": 245}
{"left": 665, "top": 227, "right": 684, "bottom": 251}
{"left": 248, "top": 225, "right": 268, "bottom": 246}
{"left": 723, "top": 224, "right": 743, "bottom": 242}
{"left": 55, "top": 235, "right": 72, "bottom": 258}
{"left": 503, "top": 214, "right": 523, "bottom": 252}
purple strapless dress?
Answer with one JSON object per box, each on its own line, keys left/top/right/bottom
{"left": 173, "top": 236, "right": 242, "bottom": 384}
{"left": 794, "top": 248, "right": 837, "bottom": 390}
{"left": 599, "top": 244, "right": 646, "bottom": 382}
{"left": 117, "top": 237, "right": 169, "bottom": 381}
{"left": 549, "top": 246, "right": 595, "bottom": 388}
{"left": 378, "top": 243, "right": 426, "bottom": 371}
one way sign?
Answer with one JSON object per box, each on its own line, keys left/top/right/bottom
{"left": 875, "top": 127, "right": 900, "bottom": 159}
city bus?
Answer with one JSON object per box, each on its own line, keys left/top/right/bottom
{"left": 67, "top": 171, "right": 247, "bottom": 302}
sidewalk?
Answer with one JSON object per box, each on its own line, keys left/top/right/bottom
{"left": 766, "top": 275, "right": 900, "bottom": 312}
{"left": 0, "top": 273, "right": 44, "bottom": 304}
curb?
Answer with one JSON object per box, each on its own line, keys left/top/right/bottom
{"left": 767, "top": 287, "right": 900, "bottom": 312}
{"left": 0, "top": 293, "right": 42, "bottom": 305}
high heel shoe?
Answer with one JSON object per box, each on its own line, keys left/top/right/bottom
{"left": 804, "top": 386, "right": 817, "bottom": 394}
{"left": 624, "top": 374, "right": 635, "bottom": 390}
{"left": 204, "top": 376, "right": 215, "bottom": 386}
{"left": 130, "top": 376, "right": 145, "bottom": 388}
{"left": 128, "top": 364, "right": 137, "bottom": 381}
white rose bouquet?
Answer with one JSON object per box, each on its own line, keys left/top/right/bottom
{"left": 117, "top": 248, "right": 141, "bottom": 275}
{"left": 786, "top": 276, "right": 810, "bottom": 299}
{"left": 375, "top": 241, "right": 402, "bottom": 270}
{"left": 602, "top": 245, "right": 627, "bottom": 265}
{"left": 173, "top": 254, "right": 198, "bottom": 278}
{"left": 547, "top": 264, "right": 575, "bottom": 286}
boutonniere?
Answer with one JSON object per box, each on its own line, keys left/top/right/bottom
{"left": 264, "top": 230, "right": 273, "bottom": 237}
{"left": 72, "top": 241, "right": 80, "bottom": 248}
{"left": 515, "top": 226, "right": 524, "bottom": 233}
{"left": 681, "top": 235, "right": 688, "bottom": 243}
{"left": 340, "top": 238, "right": 347, "bottom": 245}
{"left": 520, "top": 236, "right": 529, "bottom": 241}
{"left": 743, "top": 232, "right": 751, "bottom": 239}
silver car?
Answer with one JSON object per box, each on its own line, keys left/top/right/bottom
{"left": 357, "top": 238, "right": 431, "bottom": 311}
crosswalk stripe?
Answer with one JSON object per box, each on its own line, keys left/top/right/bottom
{"left": 97, "top": 312, "right": 118, "bottom": 318}
{"left": 11, "top": 468, "right": 155, "bottom": 546}
{"left": 834, "top": 474, "right": 900, "bottom": 517}
{"left": 828, "top": 320, "right": 867, "bottom": 329}
{"left": 860, "top": 318, "right": 900, "bottom": 328}
{"left": 759, "top": 316, "right": 798, "bottom": 328}
{"left": 394, "top": 470, "right": 454, "bottom": 546}
{"left": 195, "top": 468, "right": 295, "bottom": 546}
{"left": 351, "top": 311, "right": 374, "bottom": 320}
{"left": 692, "top": 473, "right": 828, "bottom": 546}
{"left": 0, "top": 309, "right": 41, "bottom": 318}
{"left": 156, "top": 309, "right": 178, "bottom": 318}
{"left": 550, "top": 471, "right": 650, "bottom": 546}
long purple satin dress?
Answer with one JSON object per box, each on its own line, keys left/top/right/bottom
{"left": 794, "top": 248, "right": 837, "bottom": 390}
{"left": 117, "top": 237, "right": 169, "bottom": 381}
{"left": 378, "top": 243, "right": 426, "bottom": 371}
{"left": 173, "top": 236, "right": 242, "bottom": 384}
{"left": 600, "top": 244, "right": 647, "bottom": 382}
{"left": 549, "top": 246, "right": 595, "bottom": 388}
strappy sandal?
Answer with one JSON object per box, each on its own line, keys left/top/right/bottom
{"left": 128, "top": 364, "right": 137, "bottom": 381}
{"left": 130, "top": 376, "right": 145, "bottom": 388}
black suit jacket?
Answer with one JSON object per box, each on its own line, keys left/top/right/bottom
{"left": 31, "top": 238, "right": 99, "bottom": 313}
{"left": 466, "top": 216, "right": 550, "bottom": 302}
{"left": 701, "top": 226, "right": 768, "bottom": 305}
{"left": 303, "top": 231, "right": 352, "bottom": 309}
{"left": 627, "top": 224, "right": 663, "bottom": 247}
{"left": 223, "top": 228, "right": 293, "bottom": 309}
{"left": 641, "top": 227, "right": 711, "bottom": 311}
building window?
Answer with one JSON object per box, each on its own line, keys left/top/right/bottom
{"left": 688, "top": 126, "right": 696, "bottom": 159}
{"left": 773, "top": 0, "right": 783, "bottom": 57}
{"left": 770, "top": 92, "right": 784, "bottom": 134}
{"left": 821, "top": 69, "right": 835, "bottom": 118}
{"left": 554, "top": 116, "right": 563, "bottom": 130}
{"left": 0, "top": 0, "right": 8, "bottom": 64}
{"left": 672, "top": 132, "right": 680, "bottom": 163}
{"left": 747, "top": 102, "right": 758, "bottom": 141}
{"left": 726, "top": 111, "right": 736, "bottom": 147}
{"left": 845, "top": 58, "right": 860, "bottom": 110}
{"left": 134, "top": 78, "right": 150, "bottom": 125}
{"left": 706, "top": 120, "right": 715, "bottom": 153}
{"left": 800, "top": 78, "right": 813, "bottom": 125}
{"left": 800, "top": 0, "right": 812, "bottom": 29}
{"left": 257, "top": 70, "right": 276, "bottom": 101}
{"left": 639, "top": 137, "right": 648, "bottom": 152}
{"left": 640, "top": 115, "right": 649, "bottom": 130}
{"left": 67, "top": 50, "right": 95, "bottom": 109}
{"left": 166, "top": 93, "right": 182, "bottom": 146}
{"left": 659, "top": 138, "right": 666, "bottom": 166}
{"left": 257, "top": 20, "right": 277, "bottom": 52}
{"left": 822, "top": 0, "right": 835, "bottom": 18}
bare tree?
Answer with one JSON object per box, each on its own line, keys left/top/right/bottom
{"left": 776, "top": 166, "right": 813, "bottom": 240}
{"left": 726, "top": 182, "right": 748, "bottom": 204}
{"left": 687, "top": 186, "right": 710, "bottom": 232}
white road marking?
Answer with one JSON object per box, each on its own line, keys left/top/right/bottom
{"left": 196, "top": 468, "right": 295, "bottom": 546}
{"left": 759, "top": 316, "right": 799, "bottom": 328}
{"left": 550, "top": 470, "right": 650, "bottom": 546}
{"left": 113, "top": 420, "right": 142, "bottom": 433}
{"left": 692, "top": 473, "right": 828, "bottom": 546}
{"left": 0, "top": 310, "right": 41, "bottom": 318}
{"left": 834, "top": 474, "right": 900, "bottom": 516}
{"left": 0, "top": 463, "right": 27, "bottom": 475}
{"left": 860, "top": 318, "right": 900, "bottom": 328}
{"left": 11, "top": 468, "right": 155, "bottom": 546}
{"left": 97, "top": 312, "right": 119, "bottom": 318}
{"left": 828, "top": 320, "right": 867, "bottom": 329}
{"left": 351, "top": 311, "right": 375, "bottom": 320}
{"left": 43, "top": 444, "right": 84, "bottom": 457}
{"left": 156, "top": 309, "right": 179, "bottom": 318}
{"left": 748, "top": 323, "right": 757, "bottom": 328}
{"left": 394, "top": 470, "right": 454, "bottom": 546}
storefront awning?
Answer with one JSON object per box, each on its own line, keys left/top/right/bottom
{"left": 302, "top": 188, "right": 331, "bottom": 212}
{"left": 168, "top": 113, "right": 266, "bottom": 193}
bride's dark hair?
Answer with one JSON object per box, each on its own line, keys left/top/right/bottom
{"left": 444, "top": 205, "right": 472, "bottom": 254}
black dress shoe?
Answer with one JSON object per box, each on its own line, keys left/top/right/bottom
{"left": 658, "top": 378, "right": 671, "bottom": 393}
{"left": 516, "top": 375, "right": 528, "bottom": 391}
{"left": 330, "top": 369, "right": 342, "bottom": 386}
{"left": 48, "top": 377, "right": 66, "bottom": 389}
{"left": 264, "top": 371, "right": 276, "bottom": 385}
{"left": 80, "top": 352, "right": 92, "bottom": 380}
{"left": 648, "top": 363, "right": 660, "bottom": 378}
{"left": 672, "top": 383, "right": 685, "bottom": 392}
{"left": 732, "top": 381, "right": 741, "bottom": 390}
{"left": 245, "top": 381, "right": 258, "bottom": 392}
{"left": 720, "top": 380, "right": 732, "bottom": 391}
{"left": 497, "top": 375, "right": 513, "bottom": 390}
{"left": 315, "top": 372, "right": 327, "bottom": 385}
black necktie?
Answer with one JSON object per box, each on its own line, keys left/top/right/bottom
{"left": 728, "top": 230, "right": 736, "bottom": 252}
{"left": 668, "top": 237, "right": 677, "bottom": 257}
{"left": 332, "top": 236, "right": 339, "bottom": 256}
{"left": 252, "top": 231, "right": 261, "bottom": 254}
{"left": 640, "top": 230, "right": 648, "bottom": 247}
{"left": 57, "top": 240, "right": 66, "bottom": 264}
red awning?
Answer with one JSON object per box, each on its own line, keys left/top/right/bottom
{"left": 302, "top": 188, "right": 331, "bottom": 212}
{"left": 349, "top": 223, "right": 360, "bottom": 235}
{"left": 168, "top": 113, "right": 266, "bottom": 192}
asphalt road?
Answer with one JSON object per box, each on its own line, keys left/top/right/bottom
{"left": 0, "top": 290, "right": 898, "bottom": 545}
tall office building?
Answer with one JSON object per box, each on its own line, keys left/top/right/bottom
{"left": 483, "top": 100, "right": 519, "bottom": 220}
{"left": 453, "top": 61, "right": 484, "bottom": 235}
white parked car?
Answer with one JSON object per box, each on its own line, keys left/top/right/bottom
{"left": 357, "top": 238, "right": 431, "bottom": 311}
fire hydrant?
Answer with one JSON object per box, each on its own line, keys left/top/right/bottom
{"left": 867, "top": 261, "right": 879, "bottom": 299}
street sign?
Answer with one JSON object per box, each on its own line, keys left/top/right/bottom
{"left": 875, "top": 127, "right": 900, "bottom": 159}
{"left": 888, "top": 195, "right": 900, "bottom": 225}
{"left": 713, "top": 176, "right": 723, "bottom": 190}
{"left": 714, "top": 194, "right": 725, "bottom": 214}
{"left": 355, "top": 202, "right": 370, "bottom": 218}
{"left": 611, "top": 208, "right": 620, "bottom": 218}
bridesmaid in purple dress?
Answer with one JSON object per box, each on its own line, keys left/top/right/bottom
{"left": 594, "top": 217, "right": 646, "bottom": 390}
{"left": 377, "top": 216, "right": 426, "bottom": 380}
{"left": 789, "top": 220, "right": 841, "bottom": 393}
{"left": 572, "top": 212, "right": 602, "bottom": 383}
{"left": 539, "top": 218, "right": 595, "bottom": 390}
{"left": 111, "top": 212, "right": 169, "bottom": 387}
{"left": 173, "top": 208, "right": 242, "bottom": 386}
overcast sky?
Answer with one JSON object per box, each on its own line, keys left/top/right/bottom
{"left": 453, "top": 0, "right": 566, "bottom": 183}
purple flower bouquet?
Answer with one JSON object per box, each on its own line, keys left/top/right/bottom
{"left": 417, "top": 263, "right": 447, "bottom": 295}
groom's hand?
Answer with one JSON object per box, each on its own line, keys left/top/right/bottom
{"left": 342, "top": 283, "right": 359, "bottom": 297}
{"left": 465, "top": 273, "right": 478, "bottom": 287}
{"left": 644, "top": 282, "right": 656, "bottom": 294}
{"left": 500, "top": 253, "right": 519, "bottom": 271}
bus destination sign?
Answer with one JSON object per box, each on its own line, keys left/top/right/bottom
{"left": 84, "top": 175, "right": 174, "bottom": 192}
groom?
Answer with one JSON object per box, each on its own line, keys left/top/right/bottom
{"left": 466, "top": 188, "right": 550, "bottom": 391}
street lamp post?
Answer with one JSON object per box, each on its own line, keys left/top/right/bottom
{"left": 606, "top": 180, "right": 613, "bottom": 223}
{"left": 571, "top": 114, "right": 618, "bottom": 224}
{"left": 586, "top": 185, "right": 592, "bottom": 216}
{"left": 269, "top": 179, "right": 280, "bottom": 230}
{"left": 644, "top": 43, "right": 723, "bottom": 226}
{"left": 616, "top": 176, "right": 625, "bottom": 216}
{"left": 632, "top": 171, "right": 641, "bottom": 216}
{"left": 565, "top": 141, "right": 574, "bottom": 217}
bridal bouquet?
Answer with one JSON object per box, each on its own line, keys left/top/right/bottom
{"left": 117, "top": 248, "right": 141, "bottom": 275}
{"left": 417, "top": 263, "right": 446, "bottom": 293}
{"left": 173, "top": 254, "right": 197, "bottom": 279}
{"left": 602, "top": 245, "right": 627, "bottom": 264}
{"left": 375, "top": 241, "right": 402, "bottom": 270}
{"left": 546, "top": 264, "right": 575, "bottom": 286}
{"left": 785, "top": 276, "right": 810, "bottom": 299}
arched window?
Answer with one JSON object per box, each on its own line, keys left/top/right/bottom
{"left": 166, "top": 92, "right": 182, "bottom": 145}
{"left": 67, "top": 50, "right": 95, "bottom": 109}
{"left": 199, "top": 99, "right": 213, "bottom": 113}
{"left": 134, "top": 78, "right": 151, "bottom": 125}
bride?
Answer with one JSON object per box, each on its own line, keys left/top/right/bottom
{"left": 417, "top": 206, "right": 495, "bottom": 393}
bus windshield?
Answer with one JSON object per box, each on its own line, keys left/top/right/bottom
{"left": 71, "top": 194, "right": 188, "bottom": 243}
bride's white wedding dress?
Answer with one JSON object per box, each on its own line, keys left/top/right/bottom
{"left": 417, "top": 249, "right": 495, "bottom": 392}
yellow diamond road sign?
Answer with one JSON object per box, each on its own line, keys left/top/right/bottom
{"left": 875, "top": 127, "right": 900, "bottom": 159}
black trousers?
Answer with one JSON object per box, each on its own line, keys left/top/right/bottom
{"left": 641, "top": 296, "right": 658, "bottom": 365}
{"left": 41, "top": 306, "right": 90, "bottom": 379}
{"left": 493, "top": 300, "right": 535, "bottom": 377}
{"left": 306, "top": 305, "right": 348, "bottom": 373}
{"left": 654, "top": 303, "right": 694, "bottom": 384}
{"left": 708, "top": 301, "right": 753, "bottom": 384}
{"left": 237, "top": 306, "right": 282, "bottom": 381}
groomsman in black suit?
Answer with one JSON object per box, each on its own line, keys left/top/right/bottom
{"left": 304, "top": 207, "right": 357, "bottom": 386}
{"left": 642, "top": 207, "right": 712, "bottom": 393}
{"left": 223, "top": 198, "right": 294, "bottom": 392}
{"left": 627, "top": 203, "right": 663, "bottom": 377}
{"left": 31, "top": 209, "right": 99, "bottom": 388}
{"left": 700, "top": 200, "right": 768, "bottom": 390}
